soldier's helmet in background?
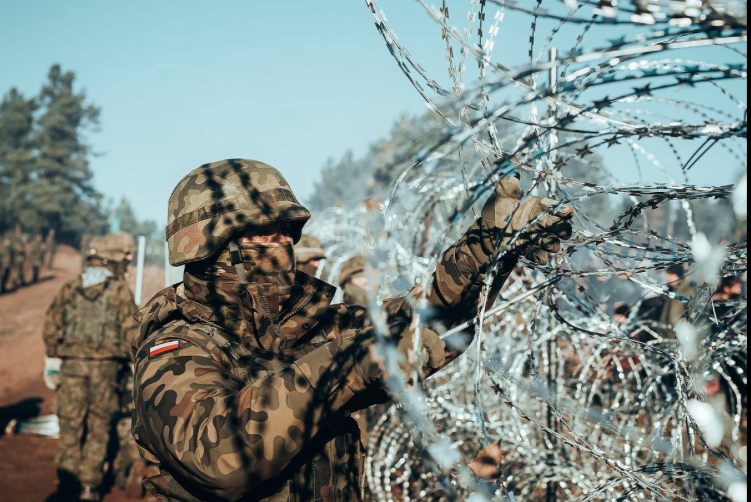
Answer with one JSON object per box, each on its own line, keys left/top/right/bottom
{"left": 295, "top": 235, "right": 326, "bottom": 263}
{"left": 166, "top": 159, "right": 311, "bottom": 267}
{"left": 87, "top": 232, "right": 135, "bottom": 264}
{"left": 109, "top": 232, "right": 137, "bottom": 262}
{"left": 339, "top": 255, "right": 366, "bottom": 286}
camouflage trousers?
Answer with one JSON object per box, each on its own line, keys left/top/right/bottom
{"left": 56, "top": 358, "right": 123, "bottom": 488}
{"left": 113, "top": 416, "right": 144, "bottom": 489}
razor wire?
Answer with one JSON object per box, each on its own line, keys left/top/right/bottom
{"left": 310, "top": 1, "right": 747, "bottom": 500}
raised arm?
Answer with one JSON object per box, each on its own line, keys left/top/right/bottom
{"left": 377, "top": 174, "right": 575, "bottom": 376}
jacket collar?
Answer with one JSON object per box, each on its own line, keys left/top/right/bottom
{"left": 177, "top": 271, "right": 337, "bottom": 351}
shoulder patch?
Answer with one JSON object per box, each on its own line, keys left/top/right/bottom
{"left": 149, "top": 340, "right": 181, "bottom": 358}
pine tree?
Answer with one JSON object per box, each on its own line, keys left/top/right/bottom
{"left": 0, "top": 89, "right": 36, "bottom": 231}
{"left": 28, "top": 65, "right": 106, "bottom": 243}
{"left": 112, "top": 198, "right": 158, "bottom": 237}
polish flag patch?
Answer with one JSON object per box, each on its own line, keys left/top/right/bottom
{"left": 149, "top": 340, "right": 181, "bottom": 358}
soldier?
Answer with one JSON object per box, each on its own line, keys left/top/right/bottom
{"left": 131, "top": 159, "right": 574, "bottom": 501}
{"left": 28, "top": 233, "right": 46, "bottom": 283}
{"left": 109, "top": 231, "right": 137, "bottom": 278}
{"left": 295, "top": 234, "right": 327, "bottom": 278}
{"left": 338, "top": 255, "right": 369, "bottom": 306}
{"left": 0, "top": 232, "right": 13, "bottom": 293}
{"left": 43, "top": 234, "right": 139, "bottom": 502}
{"left": 10, "top": 225, "right": 27, "bottom": 288}
{"left": 637, "top": 264, "right": 695, "bottom": 332}
{"left": 45, "top": 228, "right": 58, "bottom": 270}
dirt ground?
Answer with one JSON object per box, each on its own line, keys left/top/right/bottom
{"left": 0, "top": 246, "right": 161, "bottom": 502}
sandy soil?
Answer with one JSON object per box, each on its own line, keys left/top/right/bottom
{"left": 0, "top": 246, "right": 158, "bottom": 502}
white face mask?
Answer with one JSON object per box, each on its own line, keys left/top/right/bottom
{"left": 82, "top": 267, "right": 113, "bottom": 288}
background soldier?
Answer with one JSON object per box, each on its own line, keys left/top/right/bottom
{"left": 28, "top": 233, "right": 46, "bottom": 283}
{"left": 0, "top": 232, "right": 13, "bottom": 293}
{"left": 131, "top": 159, "right": 573, "bottom": 501}
{"left": 45, "top": 228, "right": 58, "bottom": 270}
{"left": 339, "top": 255, "right": 369, "bottom": 306}
{"left": 295, "top": 234, "right": 327, "bottom": 278}
{"left": 43, "top": 234, "right": 139, "bottom": 502}
{"left": 10, "top": 225, "right": 27, "bottom": 289}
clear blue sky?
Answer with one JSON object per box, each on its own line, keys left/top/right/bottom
{"left": 0, "top": 0, "right": 746, "bottom": 227}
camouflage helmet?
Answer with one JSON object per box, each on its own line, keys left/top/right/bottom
{"left": 295, "top": 235, "right": 326, "bottom": 263}
{"left": 339, "top": 255, "right": 366, "bottom": 286}
{"left": 166, "top": 159, "right": 311, "bottom": 267}
{"left": 110, "top": 232, "right": 137, "bottom": 260}
{"left": 87, "top": 233, "right": 133, "bottom": 263}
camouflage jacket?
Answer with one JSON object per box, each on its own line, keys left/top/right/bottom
{"left": 132, "top": 222, "right": 511, "bottom": 502}
{"left": 44, "top": 276, "right": 138, "bottom": 360}
{"left": 27, "top": 235, "right": 46, "bottom": 267}
{"left": 0, "top": 237, "right": 12, "bottom": 270}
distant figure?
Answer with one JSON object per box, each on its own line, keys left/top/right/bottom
{"left": 638, "top": 264, "right": 694, "bottom": 332}
{"left": 43, "top": 234, "right": 139, "bottom": 502}
{"left": 44, "top": 228, "right": 57, "bottom": 269}
{"left": 0, "top": 232, "right": 13, "bottom": 293}
{"left": 613, "top": 303, "right": 631, "bottom": 326}
{"left": 27, "top": 234, "right": 46, "bottom": 283}
{"left": 10, "top": 225, "right": 27, "bottom": 288}
{"left": 295, "top": 234, "right": 326, "bottom": 278}
{"left": 339, "top": 255, "right": 369, "bottom": 306}
{"left": 713, "top": 276, "right": 745, "bottom": 318}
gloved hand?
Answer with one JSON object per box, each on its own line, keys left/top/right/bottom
{"left": 469, "top": 443, "right": 504, "bottom": 480}
{"left": 481, "top": 173, "right": 575, "bottom": 266}
{"left": 337, "top": 323, "right": 447, "bottom": 387}
{"left": 44, "top": 357, "right": 63, "bottom": 390}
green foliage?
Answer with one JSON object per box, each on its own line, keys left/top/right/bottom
{"left": 308, "top": 114, "right": 615, "bottom": 224}
{"left": 0, "top": 89, "right": 36, "bottom": 231}
{"left": 112, "top": 198, "right": 158, "bottom": 238}
{"left": 0, "top": 65, "right": 154, "bottom": 245}
{"left": 307, "top": 113, "right": 448, "bottom": 210}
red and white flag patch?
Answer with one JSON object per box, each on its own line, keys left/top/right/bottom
{"left": 149, "top": 340, "right": 181, "bottom": 358}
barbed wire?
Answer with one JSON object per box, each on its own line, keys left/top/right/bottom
{"left": 312, "top": 1, "right": 747, "bottom": 499}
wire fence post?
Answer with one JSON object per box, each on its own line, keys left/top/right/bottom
{"left": 134, "top": 235, "right": 146, "bottom": 306}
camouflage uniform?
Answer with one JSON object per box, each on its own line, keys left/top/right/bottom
{"left": 0, "top": 233, "right": 13, "bottom": 293}
{"left": 338, "top": 256, "right": 367, "bottom": 307}
{"left": 43, "top": 235, "right": 139, "bottom": 498}
{"left": 295, "top": 235, "right": 326, "bottom": 278}
{"left": 9, "top": 230, "right": 27, "bottom": 288}
{"left": 131, "top": 160, "right": 573, "bottom": 502}
{"left": 45, "top": 229, "right": 58, "bottom": 269}
{"left": 28, "top": 234, "right": 46, "bottom": 283}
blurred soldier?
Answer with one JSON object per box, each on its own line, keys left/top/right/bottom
{"left": 28, "top": 234, "right": 46, "bottom": 283}
{"left": 295, "top": 234, "right": 326, "bottom": 278}
{"left": 0, "top": 232, "right": 13, "bottom": 293}
{"left": 339, "top": 255, "right": 370, "bottom": 306}
{"left": 108, "top": 231, "right": 137, "bottom": 279}
{"left": 104, "top": 231, "right": 160, "bottom": 500}
{"left": 10, "top": 225, "right": 27, "bottom": 288}
{"left": 130, "top": 160, "right": 574, "bottom": 501}
{"left": 45, "top": 228, "right": 58, "bottom": 270}
{"left": 638, "top": 264, "right": 694, "bottom": 331}
{"left": 43, "top": 234, "right": 139, "bottom": 502}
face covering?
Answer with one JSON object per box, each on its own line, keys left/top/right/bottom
{"left": 82, "top": 267, "right": 113, "bottom": 289}
{"left": 187, "top": 240, "right": 298, "bottom": 344}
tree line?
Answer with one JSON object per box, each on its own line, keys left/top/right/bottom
{"left": 0, "top": 65, "right": 156, "bottom": 246}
